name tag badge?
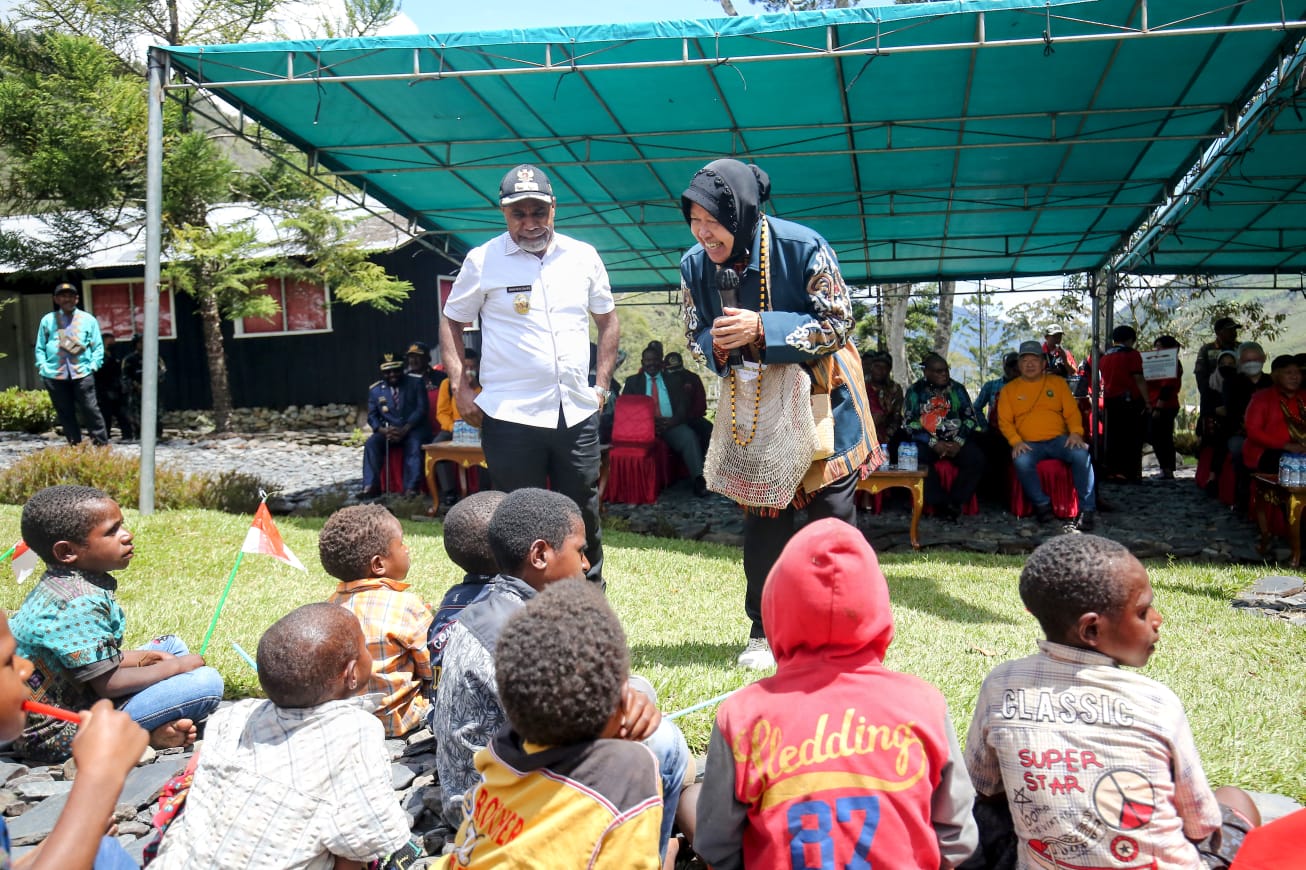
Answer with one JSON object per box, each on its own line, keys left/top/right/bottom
{"left": 507, "top": 285, "right": 531, "bottom": 315}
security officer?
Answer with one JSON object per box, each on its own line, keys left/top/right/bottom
{"left": 361, "top": 352, "right": 428, "bottom": 497}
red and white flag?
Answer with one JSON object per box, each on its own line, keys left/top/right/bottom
{"left": 240, "top": 503, "right": 305, "bottom": 571}
{"left": 8, "top": 541, "right": 39, "bottom": 584}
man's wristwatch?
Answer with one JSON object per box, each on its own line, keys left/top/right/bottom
{"left": 595, "top": 386, "right": 612, "bottom": 403}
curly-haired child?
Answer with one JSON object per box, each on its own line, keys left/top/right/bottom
{"left": 965, "top": 534, "right": 1260, "bottom": 870}
{"left": 151, "top": 603, "right": 415, "bottom": 869}
{"left": 10, "top": 485, "right": 223, "bottom": 762}
{"left": 428, "top": 490, "right": 504, "bottom": 688}
{"left": 322, "top": 504, "right": 433, "bottom": 737}
{"left": 442, "top": 579, "right": 663, "bottom": 869}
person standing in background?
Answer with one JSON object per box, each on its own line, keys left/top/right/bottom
{"left": 34, "top": 283, "right": 107, "bottom": 446}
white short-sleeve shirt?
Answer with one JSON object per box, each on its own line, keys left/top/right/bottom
{"left": 443, "top": 231, "right": 614, "bottom": 429}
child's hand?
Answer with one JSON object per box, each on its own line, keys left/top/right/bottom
{"left": 72, "top": 699, "right": 149, "bottom": 781}
{"left": 136, "top": 650, "right": 173, "bottom": 668}
{"left": 172, "top": 654, "right": 207, "bottom": 674}
{"left": 618, "top": 686, "right": 662, "bottom": 742}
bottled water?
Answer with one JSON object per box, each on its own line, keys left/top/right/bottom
{"left": 879, "top": 443, "right": 891, "bottom": 470}
{"left": 1293, "top": 454, "right": 1304, "bottom": 488}
{"left": 1280, "top": 454, "right": 1292, "bottom": 486}
{"left": 899, "top": 442, "right": 918, "bottom": 472}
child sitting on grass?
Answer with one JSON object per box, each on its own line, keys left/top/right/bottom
{"left": 428, "top": 490, "right": 504, "bottom": 687}
{"left": 11, "top": 485, "right": 223, "bottom": 762}
{"left": 151, "top": 603, "right": 415, "bottom": 869}
{"left": 0, "top": 611, "right": 147, "bottom": 869}
{"left": 965, "top": 534, "right": 1260, "bottom": 870}
{"left": 443, "top": 579, "right": 663, "bottom": 868}
{"left": 431, "top": 489, "right": 692, "bottom": 860}
{"left": 694, "top": 518, "right": 979, "bottom": 869}
{"left": 322, "top": 504, "right": 433, "bottom": 738}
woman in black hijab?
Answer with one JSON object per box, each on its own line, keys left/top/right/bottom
{"left": 679, "top": 158, "right": 879, "bottom": 670}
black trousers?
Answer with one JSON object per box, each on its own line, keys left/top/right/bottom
{"left": 481, "top": 409, "right": 604, "bottom": 586}
{"left": 1104, "top": 396, "right": 1145, "bottom": 481}
{"left": 44, "top": 376, "right": 107, "bottom": 445}
{"left": 741, "top": 470, "right": 859, "bottom": 639}
{"left": 1149, "top": 407, "right": 1178, "bottom": 474}
{"left": 918, "top": 439, "right": 985, "bottom": 507}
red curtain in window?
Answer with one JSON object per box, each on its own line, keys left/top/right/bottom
{"left": 241, "top": 281, "right": 283, "bottom": 334}
{"left": 284, "top": 278, "right": 328, "bottom": 331}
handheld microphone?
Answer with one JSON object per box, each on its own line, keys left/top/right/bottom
{"left": 715, "top": 266, "right": 744, "bottom": 369}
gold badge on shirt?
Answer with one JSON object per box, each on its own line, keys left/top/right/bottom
{"left": 507, "top": 285, "right": 531, "bottom": 315}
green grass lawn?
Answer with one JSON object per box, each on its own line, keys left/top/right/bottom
{"left": 2, "top": 505, "right": 1303, "bottom": 802}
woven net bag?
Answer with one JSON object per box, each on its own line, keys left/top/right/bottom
{"left": 704, "top": 362, "right": 819, "bottom": 509}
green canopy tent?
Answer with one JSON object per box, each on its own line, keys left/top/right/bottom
{"left": 130, "top": 0, "right": 1306, "bottom": 509}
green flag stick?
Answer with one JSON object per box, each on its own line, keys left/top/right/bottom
{"left": 0, "top": 544, "right": 15, "bottom": 563}
{"left": 200, "top": 550, "right": 244, "bottom": 656}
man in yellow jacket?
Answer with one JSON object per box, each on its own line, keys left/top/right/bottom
{"left": 997, "top": 340, "right": 1097, "bottom": 531}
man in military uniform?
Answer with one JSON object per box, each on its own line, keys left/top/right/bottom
{"left": 362, "top": 352, "right": 428, "bottom": 497}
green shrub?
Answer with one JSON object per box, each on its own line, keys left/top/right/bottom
{"left": 0, "top": 388, "right": 57, "bottom": 433}
{"left": 1174, "top": 430, "right": 1199, "bottom": 457}
{"left": 0, "top": 445, "right": 272, "bottom": 514}
{"left": 343, "top": 427, "right": 368, "bottom": 448}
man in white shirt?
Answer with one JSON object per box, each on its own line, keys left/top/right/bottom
{"left": 439, "top": 164, "right": 620, "bottom": 585}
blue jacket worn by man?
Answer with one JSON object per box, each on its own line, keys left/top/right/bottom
{"left": 362, "top": 353, "right": 428, "bottom": 495}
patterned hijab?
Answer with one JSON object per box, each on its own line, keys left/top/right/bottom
{"left": 681, "top": 159, "right": 771, "bottom": 262}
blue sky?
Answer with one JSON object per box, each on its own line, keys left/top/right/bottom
{"left": 402, "top": 0, "right": 731, "bottom": 34}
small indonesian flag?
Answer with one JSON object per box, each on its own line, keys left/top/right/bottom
{"left": 240, "top": 503, "right": 305, "bottom": 571}
{"left": 9, "top": 541, "right": 39, "bottom": 584}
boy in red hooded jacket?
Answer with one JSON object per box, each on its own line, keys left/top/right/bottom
{"left": 694, "top": 518, "right": 979, "bottom": 869}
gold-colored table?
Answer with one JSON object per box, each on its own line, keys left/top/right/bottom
{"left": 855, "top": 469, "right": 927, "bottom": 550}
{"left": 422, "top": 441, "right": 611, "bottom": 504}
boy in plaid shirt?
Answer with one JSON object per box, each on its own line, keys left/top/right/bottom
{"left": 322, "top": 504, "right": 433, "bottom": 737}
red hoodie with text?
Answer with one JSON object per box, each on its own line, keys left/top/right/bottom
{"left": 693, "top": 518, "right": 979, "bottom": 869}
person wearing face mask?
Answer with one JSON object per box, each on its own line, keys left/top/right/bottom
{"left": 1223, "top": 342, "right": 1272, "bottom": 507}
{"left": 1243, "top": 355, "right": 1306, "bottom": 474}
{"left": 679, "top": 158, "right": 878, "bottom": 670}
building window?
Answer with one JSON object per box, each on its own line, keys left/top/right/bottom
{"left": 82, "top": 280, "right": 176, "bottom": 340}
{"left": 234, "top": 277, "right": 332, "bottom": 337}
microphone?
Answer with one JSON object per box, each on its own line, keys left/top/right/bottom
{"left": 715, "top": 266, "right": 743, "bottom": 369}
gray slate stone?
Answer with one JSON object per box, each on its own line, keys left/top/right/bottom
{"left": 1250, "top": 575, "right": 1305, "bottom": 596}
{"left": 7, "top": 793, "right": 71, "bottom": 844}
{"left": 117, "top": 756, "right": 187, "bottom": 810}
{"left": 0, "top": 763, "right": 29, "bottom": 784}
{"left": 14, "top": 780, "right": 72, "bottom": 800}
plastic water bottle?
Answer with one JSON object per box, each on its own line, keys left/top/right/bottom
{"left": 1281, "top": 454, "right": 1294, "bottom": 486}
{"left": 899, "top": 442, "right": 918, "bottom": 472}
{"left": 1292, "top": 454, "right": 1304, "bottom": 488}
{"left": 879, "top": 443, "right": 891, "bottom": 470}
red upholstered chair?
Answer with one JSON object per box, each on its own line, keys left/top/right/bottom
{"left": 1195, "top": 445, "right": 1214, "bottom": 488}
{"left": 1193, "top": 446, "right": 1235, "bottom": 504}
{"left": 925, "top": 458, "right": 980, "bottom": 516}
{"left": 603, "top": 395, "right": 665, "bottom": 505}
{"left": 1008, "top": 460, "right": 1081, "bottom": 519}
{"left": 383, "top": 449, "right": 404, "bottom": 493}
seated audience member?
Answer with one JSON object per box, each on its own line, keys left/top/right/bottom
{"left": 975, "top": 352, "right": 1021, "bottom": 501}
{"left": 151, "top": 604, "right": 416, "bottom": 869}
{"left": 663, "top": 351, "right": 711, "bottom": 451}
{"left": 1242, "top": 355, "right": 1306, "bottom": 476}
{"left": 864, "top": 351, "right": 905, "bottom": 459}
{"left": 695, "top": 518, "right": 978, "bottom": 869}
{"left": 903, "top": 353, "right": 984, "bottom": 520}
{"left": 1208, "top": 350, "right": 1237, "bottom": 398}
{"left": 966, "top": 534, "right": 1261, "bottom": 870}
{"left": 431, "top": 489, "right": 692, "bottom": 856}
{"left": 1148, "top": 335, "right": 1184, "bottom": 479}
{"left": 428, "top": 490, "right": 505, "bottom": 688}
{"left": 11, "top": 486, "right": 222, "bottom": 762}
{"left": 433, "top": 348, "right": 488, "bottom": 511}
{"left": 1098, "top": 324, "right": 1151, "bottom": 483}
{"left": 622, "top": 345, "right": 707, "bottom": 497}
{"left": 997, "top": 341, "right": 1098, "bottom": 530}
{"left": 406, "top": 339, "right": 445, "bottom": 394}
{"left": 321, "top": 504, "right": 433, "bottom": 738}
{"left": 443, "top": 580, "right": 664, "bottom": 869}
{"left": 362, "top": 351, "right": 428, "bottom": 498}
{"left": 0, "top": 611, "right": 147, "bottom": 869}
{"left": 1042, "top": 324, "right": 1077, "bottom": 378}
{"left": 1195, "top": 316, "right": 1241, "bottom": 437}
{"left": 120, "top": 334, "right": 166, "bottom": 440}
{"left": 1223, "top": 342, "right": 1272, "bottom": 504}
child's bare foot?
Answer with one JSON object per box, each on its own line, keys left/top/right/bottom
{"left": 149, "top": 718, "right": 197, "bottom": 750}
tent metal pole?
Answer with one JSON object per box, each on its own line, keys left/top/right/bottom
{"left": 140, "top": 47, "right": 166, "bottom": 515}
{"left": 1089, "top": 271, "right": 1102, "bottom": 467}
{"left": 159, "top": 19, "right": 1306, "bottom": 91}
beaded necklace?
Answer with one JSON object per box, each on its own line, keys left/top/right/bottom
{"left": 728, "top": 217, "right": 770, "bottom": 446}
